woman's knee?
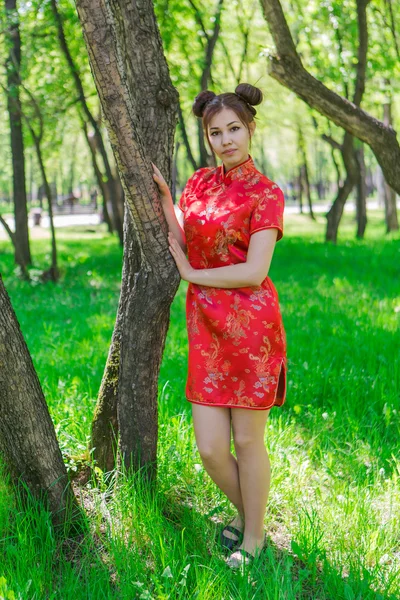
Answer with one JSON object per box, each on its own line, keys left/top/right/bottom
{"left": 197, "top": 439, "right": 230, "bottom": 465}
{"left": 233, "top": 433, "right": 264, "bottom": 454}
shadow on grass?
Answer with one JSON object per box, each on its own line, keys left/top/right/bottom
{"left": 161, "top": 495, "right": 398, "bottom": 600}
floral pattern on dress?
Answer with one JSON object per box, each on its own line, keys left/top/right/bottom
{"left": 177, "top": 155, "right": 287, "bottom": 410}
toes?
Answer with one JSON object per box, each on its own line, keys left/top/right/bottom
{"left": 225, "top": 550, "right": 251, "bottom": 569}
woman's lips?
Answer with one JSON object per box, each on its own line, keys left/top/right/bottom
{"left": 223, "top": 149, "right": 237, "bottom": 155}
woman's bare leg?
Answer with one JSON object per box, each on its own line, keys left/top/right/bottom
{"left": 191, "top": 403, "right": 245, "bottom": 536}
{"left": 230, "top": 407, "right": 271, "bottom": 556}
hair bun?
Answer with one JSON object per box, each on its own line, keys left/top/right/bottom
{"left": 192, "top": 90, "right": 217, "bottom": 118}
{"left": 234, "top": 83, "right": 263, "bottom": 106}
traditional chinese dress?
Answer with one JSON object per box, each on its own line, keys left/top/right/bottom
{"left": 177, "top": 155, "right": 287, "bottom": 410}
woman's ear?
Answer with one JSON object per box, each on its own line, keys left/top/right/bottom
{"left": 249, "top": 121, "right": 256, "bottom": 137}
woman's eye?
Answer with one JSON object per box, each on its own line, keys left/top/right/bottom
{"left": 210, "top": 127, "right": 239, "bottom": 136}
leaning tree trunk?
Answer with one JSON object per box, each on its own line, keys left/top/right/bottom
{"left": 76, "top": 0, "right": 180, "bottom": 478}
{"left": 5, "top": 0, "right": 31, "bottom": 268}
{"left": 260, "top": 0, "right": 400, "bottom": 195}
{"left": 0, "top": 276, "right": 82, "bottom": 531}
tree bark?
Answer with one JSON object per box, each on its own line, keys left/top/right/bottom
{"left": 0, "top": 276, "right": 82, "bottom": 531}
{"left": 76, "top": 0, "right": 180, "bottom": 477}
{"left": 5, "top": 0, "right": 31, "bottom": 268}
{"left": 259, "top": 0, "right": 400, "bottom": 195}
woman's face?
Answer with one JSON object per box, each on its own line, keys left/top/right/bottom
{"left": 207, "top": 107, "right": 255, "bottom": 171}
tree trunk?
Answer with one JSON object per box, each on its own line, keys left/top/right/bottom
{"left": 177, "top": 103, "right": 198, "bottom": 171}
{"left": 382, "top": 98, "right": 399, "bottom": 232}
{"left": 76, "top": 0, "right": 180, "bottom": 477}
{"left": 82, "top": 120, "right": 114, "bottom": 233}
{"left": 34, "top": 136, "right": 59, "bottom": 282}
{"left": 297, "top": 169, "right": 303, "bottom": 213}
{"left": 0, "top": 276, "right": 82, "bottom": 531}
{"left": 0, "top": 215, "right": 29, "bottom": 279}
{"left": 355, "top": 143, "right": 367, "bottom": 238}
{"left": 5, "top": 0, "right": 31, "bottom": 268}
{"left": 297, "top": 125, "right": 314, "bottom": 219}
{"left": 260, "top": 0, "right": 400, "bottom": 195}
{"left": 326, "top": 132, "right": 359, "bottom": 243}
{"left": 316, "top": 0, "right": 369, "bottom": 241}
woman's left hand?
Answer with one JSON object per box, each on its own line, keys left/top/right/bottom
{"left": 168, "top": 231, "right": 195, "bottom": 281}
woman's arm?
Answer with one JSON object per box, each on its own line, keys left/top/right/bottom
{"left": 168, "top": 228, "right": 278, "bottom": 288}
{"left": 162, "top": 195, "right": 187, "bottom": 254}
{"left": 152, "top": 163, "right": 187, "bottom": 254}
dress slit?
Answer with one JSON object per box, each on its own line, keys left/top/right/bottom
{"left": 274, "top": 359, "right": 287, "bottom": 406}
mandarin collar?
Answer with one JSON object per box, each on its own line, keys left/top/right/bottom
{"left": 219, "top": 154, "right": 257, "bottom": 185}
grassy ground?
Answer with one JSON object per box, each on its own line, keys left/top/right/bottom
{"left": 0, "top": 211, "right": 399, "bottom": 599}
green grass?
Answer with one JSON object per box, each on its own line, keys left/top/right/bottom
{"left": 0, "top": 211, "right": 399, "bottom": 599}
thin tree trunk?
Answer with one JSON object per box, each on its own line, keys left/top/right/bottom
{"left": 82, "top": 120, "right": 113, "bottom": 233}
{"left": 5, "top": 0, "right": 31, "bottom": 267}
{"left": 317, "top": 0, "right": 369, "bottom": 241}
{"left": 382, "top": 97, "right": 399, "bottom": 232}
{"left": 297, "top": 169, "right": 303, "bottom": 213}
{"left": 0, "top": 215, "right": 29, "bottom": 279}
{"left": 177, "top": 103, "right": 198, "bottom": 171}
{"left": 297, "top": 125, "right": 314, "bottom": 220}
{"left": 325, "top": 132, "right": 359, "bottom": 243}
{"left": 0, "top": 276, "right": 82, "bottom": 531}
{"left": 355, "top": 143, "right": 367, "bottom": 238}
{"left": 33, "top": 136, "right": 59, "bottom": 281}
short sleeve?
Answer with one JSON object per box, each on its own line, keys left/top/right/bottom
{"left": 249, "top": 184, "right": 284, "bottom": 242}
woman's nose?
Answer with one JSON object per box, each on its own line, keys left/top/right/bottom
{"left": 222, "top": 132, "right": 232, "bottom": 145}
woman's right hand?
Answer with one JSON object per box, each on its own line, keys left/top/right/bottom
{"left": 151, "top": 162, "right": 171, "bottom": 201}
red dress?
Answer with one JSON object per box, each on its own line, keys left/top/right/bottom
{"left": 177, "top": 155, "right": 287, "bottom": 410}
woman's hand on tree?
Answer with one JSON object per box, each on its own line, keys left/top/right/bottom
{"left": 168, "top": 231, "right": 195, "bottom": 281}
{"left": 152, "top": 162, "right": 171, "bottom": 201}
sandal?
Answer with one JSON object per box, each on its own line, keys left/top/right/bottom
{"left": 225, "top": 533, "right": 267, "bottom": 569}
{"left": 219, "top": 524, "right": 244, "bottom": 552}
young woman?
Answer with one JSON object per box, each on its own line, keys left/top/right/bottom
{"left": 152, "top": 83, "right": 287, "bottom": 569}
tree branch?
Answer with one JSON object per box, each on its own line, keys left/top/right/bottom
{"left": 259, "top": 0, "right": 400, "bottom": 194}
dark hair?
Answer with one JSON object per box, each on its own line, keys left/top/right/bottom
{"left": 192, "top": 83, "right": 263, "bottom": 155}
